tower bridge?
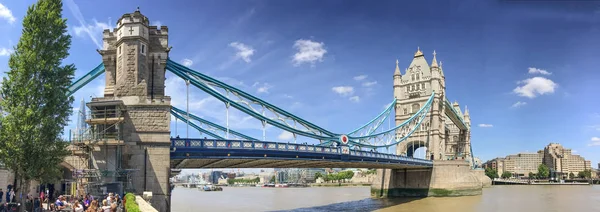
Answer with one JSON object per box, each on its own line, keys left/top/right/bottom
{"left": 63, "top": 9, "right": 490, "bottom": 211}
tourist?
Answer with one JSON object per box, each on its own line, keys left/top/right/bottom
{"left": 0, "top": 188, "right": 3, "bottom": 204}
{"left": 73, "top": 201, "right": 84, "bottom": 212}
{"left": 83, "top": 195, "right": 90, "bottom": 210}
{"left": 101, "top": 200, "right": 111, "bottom": 212}
{"left": 85, "top": 200, "right": 98, "bottom": 212}
{"left": 55, "top": 195, "right": 66, "bottom": 210}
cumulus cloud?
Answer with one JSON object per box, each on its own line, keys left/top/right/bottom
{"left": 278, "top": 131, "right": 294, "bottom": 140}
{"left": 362, "top": 81, "right": 377, "bottom": 87}
{"left": 252, "top": 82, "right": 273, "bottom": 94}
{"left": 0, "top": 47, "right": 13, "bottom": 56}
{"left": 513, "top": 77, "right": 558, "bottom": 98}
{"left": 478, "top": 124, "right": 493, "bottom": 128}
{"left": 331, "top": 86, "right": 354, "bottom": 96}
{"left": 181, "top": 59, "right": 193, "bottom": 67}
{"left": 588, "top": 137, "right": 600, "bottom": 146}
{"left": 0, "top": 3, "right": 16, "bottom": 24}
{"left": 511, "top": 101, "right": 527, "bottom": 108}
{"left": 229, "top": 42, "right": 255, "bottom": 63}
{"left": 353, "top": 75, "right": 367, "bottom": 81}
{"left": 349, "top": 96, "right": 360, "bottom": 103}
{"left": 528, "top": 67, "right": 551, "bottom": 75}
{"left": 292, "top": 39, "right": 327, "bottom": 66}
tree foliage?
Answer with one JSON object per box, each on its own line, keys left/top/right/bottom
{"left": 569, "top": 172, "right": 575, "bottom": 179}
{"left": 0, "top": 0, "right": 73, "bottom": 189}
{"left": 577, "top": 170, "right": 591, "bottom": 179}
{"left": 528, "top": 172, "right": 535, "bottom": 179}
{"left": 227, "top": 177, "right": 260, "bottom": 185}
{"left": 537, "top": 164, "right": 550, "bottom": 179}
{"left": 320, "top": 170, "right": 355, "bottom": 183}
{"left": 484, "top": 167, "right": 499, "bottom": 179}
{"left": 501, "top": 171, "right": 512, "bottom": 179}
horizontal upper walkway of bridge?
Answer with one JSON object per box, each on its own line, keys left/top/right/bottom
{"left": 170, "top": 138, "right": 433, "bottom": 169}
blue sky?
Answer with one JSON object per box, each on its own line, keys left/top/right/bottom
{"left": 1, "top": 0, "right": 599, "bottom": 170}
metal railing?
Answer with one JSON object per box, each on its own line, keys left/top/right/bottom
{"left": 171, "top": 138, "right": 433, "bottom": 165}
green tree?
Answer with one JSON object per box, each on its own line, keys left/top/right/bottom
{"left": 537, "top": 164, "right": 550, "bottom": 179}
{"left": 314, "top": 172, "right": 322, "bottom": 181}
{"left": 485, "top": 167, "right": 499, "bottom": 179}
{"left": 528, "top": 172, "right": 535, "bottom": 179}
{"left": 269, "top": 176, "right": 275, "bottom": 183}
{"left": 501, "top": 171, "right": 512, "bottom": 179}
{"left": 0, "top": 0, "right": 73, "bottom": 207}
{"left": 569, "top": 172, "right": 575, "bottom": 179}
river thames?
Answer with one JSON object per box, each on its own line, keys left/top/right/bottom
{"left": 171, "top": 185, "right": 600, "bottom": 212}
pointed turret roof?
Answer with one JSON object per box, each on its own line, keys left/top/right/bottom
{"left": 431, "top": 50, "right": 439, "bottom": 67}
{"left": 414, "top": 46, "right": 423, "bottom": 57}
{"left": 464, "top": 105, "right": 469, "bottom": 116}
{"left": 394, "top": 59, "right": 401, "bottom": 76}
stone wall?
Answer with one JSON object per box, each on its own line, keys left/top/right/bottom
{"left": 372, "top": 160, "right": 484, "bottom": 198}
{"left": 124, "top": 145, "right": 170, "bottom": 212}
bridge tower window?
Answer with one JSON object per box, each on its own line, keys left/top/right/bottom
{"left": 416, "top": 73, "right": 420, "bottom": 80}
{"left": 411, "top": 74, "right": 415, "bottom": 81}
{"left": 404, "top": 108, "right": 408, "bottom": 115}
{"left": 411, "top": 103, "right": 420, "bottom": 113}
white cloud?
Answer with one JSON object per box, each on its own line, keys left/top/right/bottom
{"left": 511, "top": 101, "right": 527, "bottom": 108}
{"left": 292, "top": 39, "right": 327, "bottom": 66}
{"left": 478, "top": 124, "right": 493, "bottom": 128}
{"left": 229, "top": 42, "right": 255, "bottom": 63}
{"left": 528, "top": 67, "right": 551, "bottom": 75}
{"left": 513, "top": 77, "right": 558, "bottom": 98}
{"left": 331, "top": 86, "right": 354, "bottom": 96}
{"left": 349, "top": 96, "right": 360, "bottom": 103}
{"left": 0, "top": 47, "right": 13, "bottom": 56}
{"left": 253, "top": 82, "right": 273, "bottom": 94}
{"left": 362, "top": 81, "right": 377, "bottom": 87}
{"left": 278, "top": 131, "right": 294, "bottom": 140}
{"left": 588, "top": 137, "right": 600, "bottom": 146}
{"left": 0, "top": 3, "right": 16, "bottom": 24}
{"left": 283, "top": 94, "right": 293, "bottom": 99}
{"left": 65, "top": 0, "right": 113, "bottom": 49}
{"left": 181, "top": 59, "right": 193, "bottom": 67}
{"left": 353, "top": 75, "right": 367, "bottom": 81}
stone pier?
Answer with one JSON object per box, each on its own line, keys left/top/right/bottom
{"left": 371, "top": 160, "right": 488, "bottom": 198}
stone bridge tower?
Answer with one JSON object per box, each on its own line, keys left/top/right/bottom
{"left": 393, "top": 48, "right": 447, "bottom": 160}
{"left": 90, "top": 8, "right": 171, "bottom": 211}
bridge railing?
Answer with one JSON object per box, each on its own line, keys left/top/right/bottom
{"left": 171, "top": 139, "right": 432, "bottom": 164}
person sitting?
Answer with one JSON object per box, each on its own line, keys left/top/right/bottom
{"left": 73, "top": 201, "right": 84, "bottom": 212}
{"left": 55, "top": 195, "right": 66, "bottom": 210}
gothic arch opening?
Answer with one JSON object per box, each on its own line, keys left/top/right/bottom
{"left": 411, "top": 103, "right": 420, "bottom": 113}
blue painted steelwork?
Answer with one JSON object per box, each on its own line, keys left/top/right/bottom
{"left": 171, "top": 106, "right": 258, "bottom": 141}
{"left": 170, "top": 138, "right": 433, "bottom": 167}
{"left": 166, "top": 61, "right": 434, "bottom": 148}
{"left": 166, "top": 60, "right": 338, "bottom": 139}
{"left": 68, "top": 63, "right": 105, "bottom": 96}
{"left": 444, "top": 98, "right": 467, "bottom": 130}
{"left": 170, "top": 111, "right": 224, "bottom": 139}
{"left": 346, "top": 99, "right": 396, "bottom": 137}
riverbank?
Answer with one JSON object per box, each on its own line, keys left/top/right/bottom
{"left": 309, "top": 183, "right": 371, "bottom": 187}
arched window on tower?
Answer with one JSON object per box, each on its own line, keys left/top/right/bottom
{"left": 404, "top": 108, "right": 408, "bottom": 115}
{"left": 411, "top": 74, "right": 415, "bottom": 81}
{"left": 411, "top": 103, "right": 420, "bottom": 114}
{"left": 416, "top": 73, "right": 420, "bottom": 80}
{"left": 453, "top": 135, "right": 458, "bottom": 142}
{"left": 422, "top": 83, "right": 426, "bottom": 90}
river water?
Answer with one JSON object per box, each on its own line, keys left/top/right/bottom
{"left": 171, "top": 185, "right": 600, "bottom": 212}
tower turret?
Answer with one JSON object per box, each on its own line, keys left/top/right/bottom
{"left": 464, "top": 105, "right": 471, "bottom": 128}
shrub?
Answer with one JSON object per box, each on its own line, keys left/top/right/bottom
{"left": 124, "top": 193, "right": 141, "bottom": 212}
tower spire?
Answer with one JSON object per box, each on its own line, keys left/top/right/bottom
{"left": 431, "top": 50, "right": 439, "bottom": 67}
{"left": 394, "top": 59, "right": 401, "bottom": 76}
{"left": 464, "top": 105, "right": 469, "bottom": 116}
{"left": 414, "top": 46, "right": 423, "bottom": 57}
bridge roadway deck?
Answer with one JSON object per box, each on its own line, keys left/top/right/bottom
{"left": 170, "top": 139, "right": 433, "bottom": 169}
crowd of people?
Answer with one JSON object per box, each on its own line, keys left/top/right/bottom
{"left": 50, "top": 193, "right": 122, "bottom": 212}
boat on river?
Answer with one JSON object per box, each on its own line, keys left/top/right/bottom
{"left": 199, "top": 184, "right": 223, "bottom": 191}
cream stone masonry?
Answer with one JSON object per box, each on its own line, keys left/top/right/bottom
{"left": 91, "top": 8, "right": 171, "bottom": 212}
{"left": 393, "top": 48, "right": 471, "bottom": 161}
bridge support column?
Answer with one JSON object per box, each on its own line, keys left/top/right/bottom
{"left": 371, "top": 160, "right": 485, "bottom": 198}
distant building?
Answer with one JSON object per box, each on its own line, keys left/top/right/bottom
{"left": 544, "top": 143, "right": 591, "bottom": 178}
{"left": 503, "top": 151, "right": 544, "bottom": 177}
{"left": 485, "top": 143, "right": 591, "bottom": 179}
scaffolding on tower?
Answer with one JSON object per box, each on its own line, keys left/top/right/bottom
{"left": 69, "top": 98, "right": 138, "bottom": 197}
